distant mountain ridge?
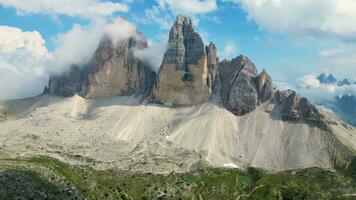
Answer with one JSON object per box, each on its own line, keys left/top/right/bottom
{"left": 317, "top": 73, "right": 337, "bottom": 84}
{"left": 317, "top": 72, "right": 355, "bottom": 86}
{"left": 314, "top": 73, "right": 356, "bottom": 126}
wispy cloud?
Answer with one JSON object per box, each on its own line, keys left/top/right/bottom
{"left": 219, "top": 42, "right": 238, "bottom": 60}
{"left": 0, "top": 0, "right": 130, "bottom": 19}
{"left": 319, "top": 49, "right": 343, "bottom": 57}
{"left": 157, "top": 0, "right": 217, "bottom": 15}
{"left": 224, "top": 0, "right": 356, "bottom": 42}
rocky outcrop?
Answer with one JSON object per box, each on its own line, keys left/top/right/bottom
{"left": 272, "top": 90, "right": 328, "bottom": 128}
{"left": 47, "top": 33, "right": 156, "bottom": 98}
{"left": 152, "top": 16, "right": 216, "bottom": 106}
{"left": 218, "top": 55, "right": 274, "bottom": 115}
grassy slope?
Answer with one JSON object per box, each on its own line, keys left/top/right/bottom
{"left": 1, "top": 156, "right": 356, "bottom": 200}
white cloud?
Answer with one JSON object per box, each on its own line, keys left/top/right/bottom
{"left": 140, "top": 0, "right": 216, "bottom": 31}
{"left": 219, "top": 42, "right": 238, "bottom": 59}
{"left": 298, "top": 74, "right": 321, "bottom": 88}
{"left": 224, "top": 0, "right": 356, "bottom": 41}
{"left": 319, "top": 49, "right": 343, "bottom": 57}
{"left": 0, "top": 0, "right": 129, "bottom": 19}
{"left": 0, "top": 26, "right": 49, "bottom": 100}
{"left": 140, "top": 5, "right": 174, "bottom": 30}
{"left": 296, "top": 74, "right": 356, "bottom": 103}
{"left": 134, "top": 35, "right": 168, "bottom": 72}
{"left": 157, "top": 0, "right": 217, "bottom": 15}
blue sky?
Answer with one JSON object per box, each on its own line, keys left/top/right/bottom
{"left": 0, "top": 0, "right": 355, "bottom": 99}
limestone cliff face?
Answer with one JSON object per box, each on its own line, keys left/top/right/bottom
{"left": 80, "top": 35, "right": 155, "bottom": 98}
{"left": 152, "top": 16, "right": 216, "bottom": 106}
{"left": 218, "top": 55, "right": 274, "bottom": 115}
{"left": 206, "top": 42, "right": 219, "bottom": 94}
{"left": 256, "top": 69, "right": 274, "bottom": 102}
{"left": 48, "top": 34, "right": 155, "bottom": 98}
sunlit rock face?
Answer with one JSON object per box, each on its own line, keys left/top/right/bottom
{"left": 80, "top": 35, "right": 155, "bottom": 98}
{"left": 152, "top": 16, "right": 216, "bottom": 106}
{"left": 48, "top": 34, "right": 156, "bottom": 98}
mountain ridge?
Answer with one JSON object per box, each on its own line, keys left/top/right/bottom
{"left": 1, "top": 16, "right": 355, "bottom": 173}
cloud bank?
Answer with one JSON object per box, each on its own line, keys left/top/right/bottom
{"left": 225, "top": 0, "right": 356, "bottom": 41}
{"left": 49, "top": 17, "right": 139, "bottom": 75}
{"left": 0, "top": 26, "right": 49, "bottom": 100}
{"left": 0, "top": 0, "right": 129, "bottom": 19}
{"left": 297, "top": 74, "right": 356, "bottom": 103}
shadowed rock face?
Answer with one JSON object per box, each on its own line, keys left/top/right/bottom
{"left": 48, "top": 65, "right": 83, "bottom": 97}
{"left": 206, "top": 42, "right": 219, "bottom": 94}
{"left": 218, "top": 55, "right": 274, "bottom": 115}
{"left": 153, "top": 16, "right": 216, "bottom": 106}
{"left": 256, "top": 69, "right": 274, "bottom": 102}
{"left": 47, "top": 34, "right": 156, "bottom": 98}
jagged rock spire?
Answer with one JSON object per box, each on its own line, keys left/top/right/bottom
{"left": 152, "top": 16, "right": 217, "bottom": 106}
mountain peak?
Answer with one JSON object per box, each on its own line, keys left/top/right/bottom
{"left": 317, "top": 73, "right": 337, "bottom": 84}
{"left": 47, "top": 32, "right": 155, "bottom": 98}
{"left": 338, "top": 78, "right": 351, "bottom": 86}
{"left": 152, "top": 15, "right": 213, "bottom": 106}
{"left": 176, "top": 15, "right": 192, "bottom": 26}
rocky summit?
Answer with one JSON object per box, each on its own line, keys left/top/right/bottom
{"left": 152, "top": 16, "right": 217, "bottom": 106}
{"left": 47, "top": 32, "right": 156, "bottom": 99}
{"left": 272, "top": 90, "right": 328, "bottom": 129}
{"left": 317, "top": 73, "right": 337, "bottom": 84}
{"left": 218, "top": 56, "right": 274, "bottom": 115}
